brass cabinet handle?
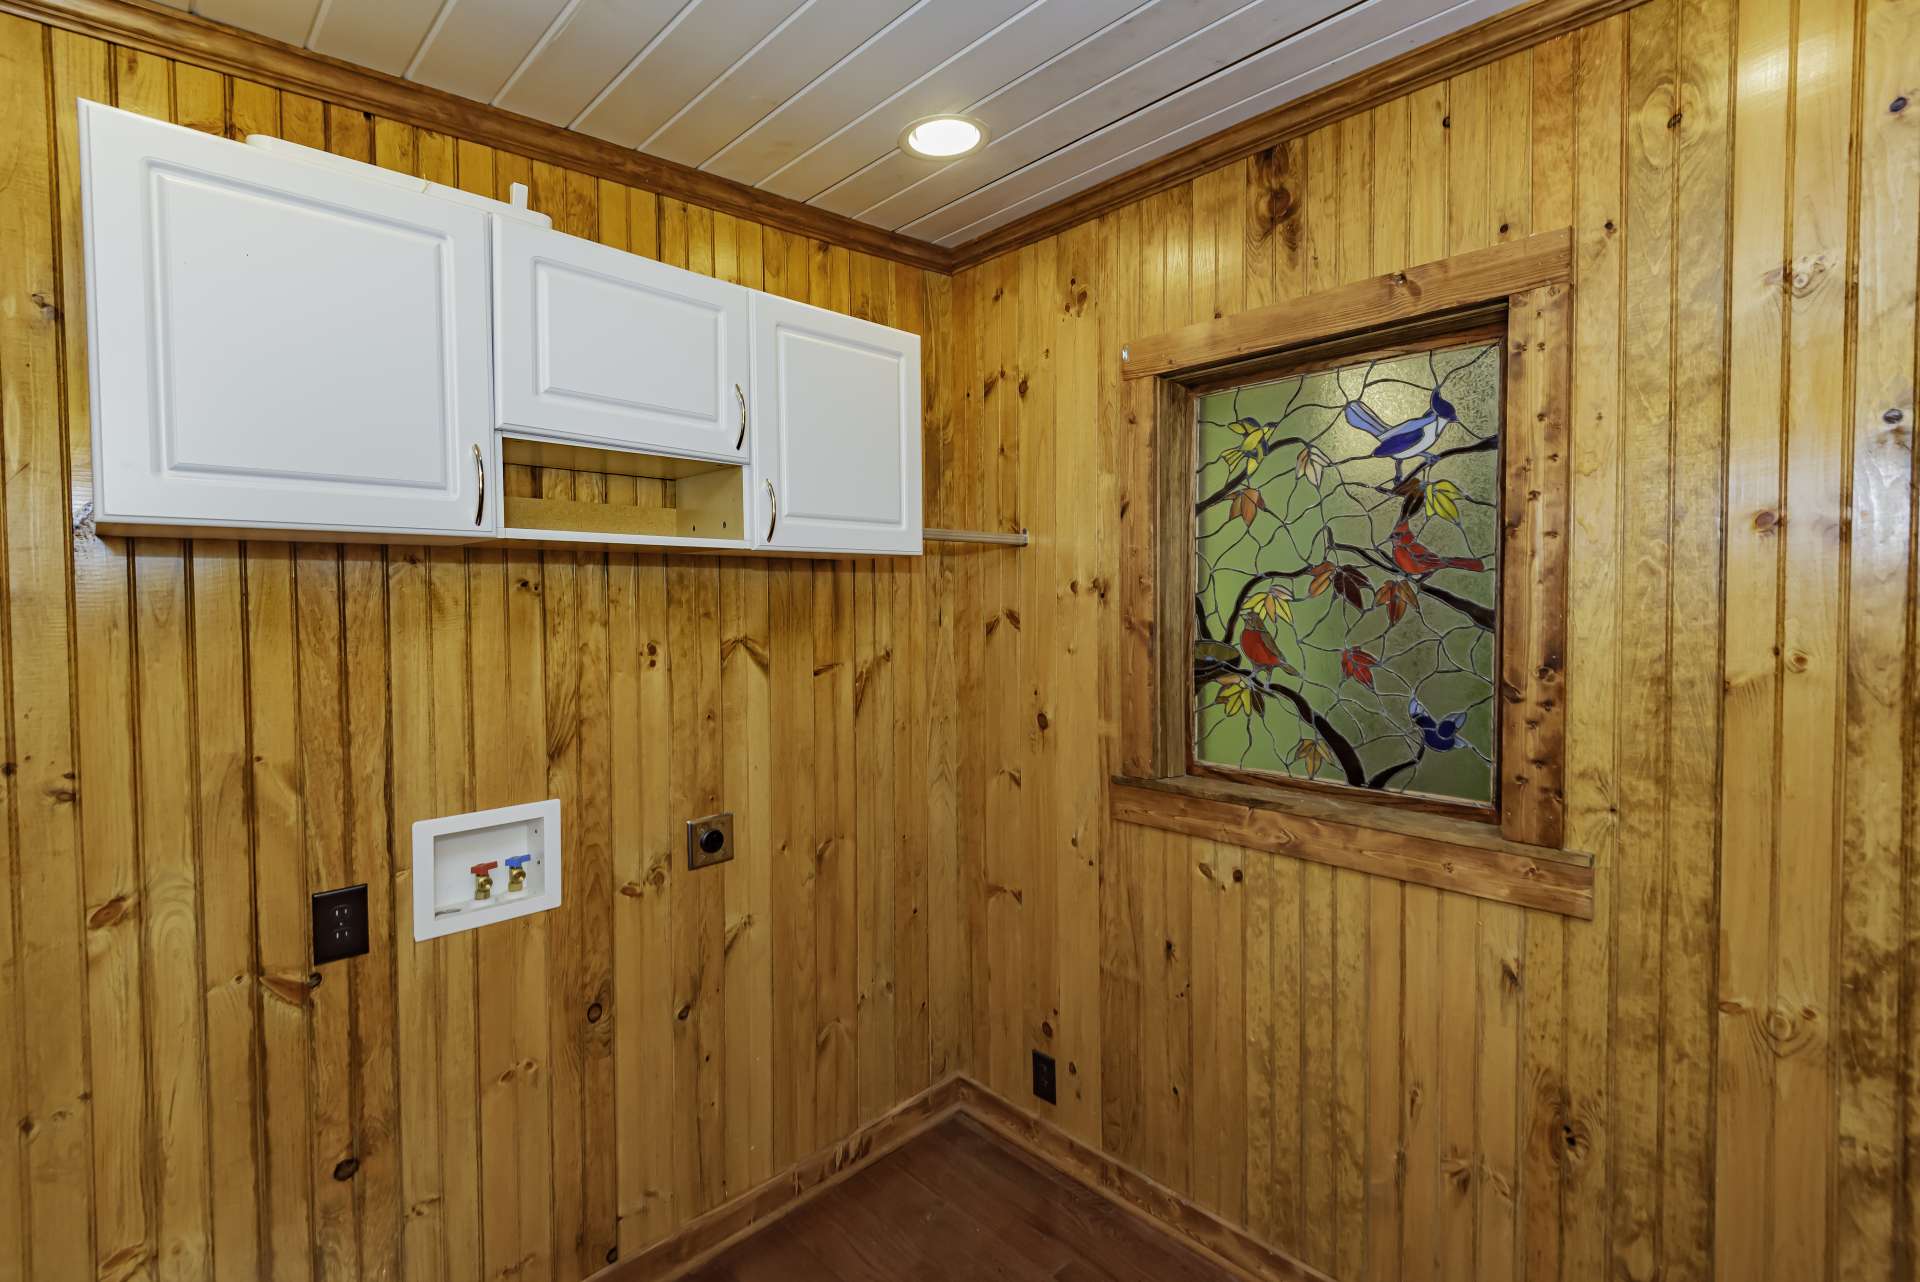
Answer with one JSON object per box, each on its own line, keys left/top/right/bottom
{"left": 734, "top": 384, "right": 747, "bottom": 451}
{"left": 473, "top": 443, "right": 485, "bottom": 526}
{"left": 765, "top": 479, "right": 777, "bottom": 543}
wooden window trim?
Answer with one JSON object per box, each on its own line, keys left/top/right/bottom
{"left": 1113, "top": 228, "right": 1592, "bottom": 917}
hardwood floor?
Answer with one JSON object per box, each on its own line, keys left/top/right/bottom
{"left": 680, "top": 1115, "right": 1239, "bottom": 1281}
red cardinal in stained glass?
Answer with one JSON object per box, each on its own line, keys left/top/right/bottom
{"left": 1239, "top": 622, "right": 1286, "bottom": 675}
{"left": 1389, "top": 521, "right": 1485, "bottom": 577}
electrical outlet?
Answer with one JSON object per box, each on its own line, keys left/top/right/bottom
{"left": 687, "top": 812, "right": 734, "bottom": 871}
{"left": 1031, "top": 1050, "right": 1057, "bottom": 1105}
{"left": 312, "top": 884, "right": 369, "bottom": 965}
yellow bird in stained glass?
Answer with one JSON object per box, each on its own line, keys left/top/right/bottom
{"left": 1220, "top": 417, "right": 1269, "bottom": 472}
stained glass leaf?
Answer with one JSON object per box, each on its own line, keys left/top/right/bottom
{"left": 1340, "top": 647, "right": 1378, "bottom": 688}
{"left": 1229, "top": 486, "right": 1267, "bottom": 526}
{"left": 1297, "top": 444, "right": 1330, "bottom": 485}
{"left": 1246, "top": 583, "right": 1294, "bottom": 626}
{"left": 1214, "top": 675, "right": 1262, "bottom": 717}
{"left": 1376, "top": 578, "right": 1417, "bottom": 624}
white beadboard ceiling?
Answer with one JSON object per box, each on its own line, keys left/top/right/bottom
{"left": 177, "top": 0, "right": 1529, "bottom": 248}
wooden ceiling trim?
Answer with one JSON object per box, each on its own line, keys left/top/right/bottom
{"left": 942, "top": 0, "right": 1644, "bottom": 271}
{"left": 4, "top": 0, "right": 957, "bottom": 272}
{"left": 16, "top": 0, "right": 1638, "bottom": 278}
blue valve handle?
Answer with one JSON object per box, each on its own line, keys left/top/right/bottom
{"left": 505, "top": 854, "right": 533, "bottom": 870}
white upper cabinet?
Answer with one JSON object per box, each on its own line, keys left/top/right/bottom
{"left": 749, "top": 295, "right": 921, "bottom": 555}
{"left": 80, "top": 100, "right": 496, "bottom": 535}
{"left": 492, "top": 217, "right": 751, "bottom": 461}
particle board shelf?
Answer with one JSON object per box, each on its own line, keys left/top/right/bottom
{"left": 497, "top": 435, "right": 747, "bottom": 546}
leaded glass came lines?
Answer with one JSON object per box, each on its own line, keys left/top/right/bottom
{"left": 1192, "top": 338, "right": 1501, "bottom": 806}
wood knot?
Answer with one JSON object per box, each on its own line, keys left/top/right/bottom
{"left": 1666, "top": 111, "right": 1683, "bottom": 129}
{"left": 1752, "top": 508, "right": 1779, "bottom": 533}
{"left": 1892, "top": 95, "right": 1909, "bottom": 113}
{"left": 332, "top": 1157, "right": 359, "bottom": 1182}
{"left": 1559, "top": 1115, "right": 1592, "bottom": 1167}
{"left": 1785, "top": 648, "right": 1810, "bottom": 673}
{"left": 261, "top": 973, "right": 312, "bottom": 1007}
{"left": 1760, "top": 999, "right": 1822, "bottom": 1056}
{"left": 724, "top": 913, "right": 754, "bottom": 954}
{"left": 586, "top": 1001, "right": 603, "bottom": 1024}
{"left": 87, "top": 894, "right": 134, "bottom": 930}
{"left": 1884, "top": 407, "right": 1905, "bottom": 425}
{"left": 1035, "top": 711, "right": 1049, "bottom": 731}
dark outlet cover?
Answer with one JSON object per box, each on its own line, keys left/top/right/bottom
{"left": 1031, "top": 1050, "right": 1056, "bottom": 1105}
{"left": 312, "top": 884, "right": 370, "bottom": 965}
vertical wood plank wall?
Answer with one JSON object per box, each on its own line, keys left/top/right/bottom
{"left": 948, "top": 0, "right": 1920, "bottom": 1278}
{"left": 3, "top": 0, "right": 1919, "bottom": 1278}
{"left": 0, "top": 17, "right": 965, "bottom": 1281}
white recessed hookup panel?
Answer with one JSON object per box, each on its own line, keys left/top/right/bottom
{"left": 412, "top": 799, "right": 561, "bottom": 941}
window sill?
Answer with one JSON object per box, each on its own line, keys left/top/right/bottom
{"left": 1109, "top": 774, "right": 1594, "bottom": 919}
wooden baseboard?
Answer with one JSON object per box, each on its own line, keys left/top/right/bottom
{"left": 592, "top": 1076, "right": 966, "bottom": 1281}
{"left": 594, "top": 1073, "right": 1327, "bottom": 1282}
{"left": 954, "top": 1080, "right": 1333, "bottom": 1282}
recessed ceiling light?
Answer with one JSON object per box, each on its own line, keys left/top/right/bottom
{"left": 900, "top": 115, "right": 987, "bottom": 160}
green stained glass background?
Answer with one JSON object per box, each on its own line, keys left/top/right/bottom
{"left": 1192, "top": 339, "right": 1502, "bottom": 805}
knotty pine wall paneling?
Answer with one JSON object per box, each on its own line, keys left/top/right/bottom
{"left": 6, "top": 0, "right": 1920, "bottom": 1277}
{"left": 948, "top": 0, "right": 1920, "bottom": 1277}
{"left": 0, "top": 17, "right": 962, "bottom": 1280}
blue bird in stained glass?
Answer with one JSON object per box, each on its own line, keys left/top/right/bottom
{"left": 1407, "top": 693, "right": 1466, "bottom": 752}
{"left": 1343, "top": 389, "right": 1457, "bottom": 481}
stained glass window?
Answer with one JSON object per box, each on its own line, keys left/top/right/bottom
{"left": 1192, "top": 335, "right": 1501, "bottom": 807}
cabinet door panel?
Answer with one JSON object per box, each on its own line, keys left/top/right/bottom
{"left": 750, "top": 295, "right": 920, "bottom": 554}
{"left": 81, "top": 100, "right": 493, "bottom": 534}
{"left": 494, "top": 218, "right": 749, "bottom": 460}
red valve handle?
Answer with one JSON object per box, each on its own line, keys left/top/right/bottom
{"left": 470, "top": 861, "right": 497, "bottom": 876}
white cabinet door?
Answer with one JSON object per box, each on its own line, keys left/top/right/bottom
{"left": 749, "top": 295, "right": 921, "bottom": 555}
{"left": 80, "top": 100, "right": 494, "bottom": 535}
{"left": 493, "top": 217, "right": 750, "bottom": 461}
